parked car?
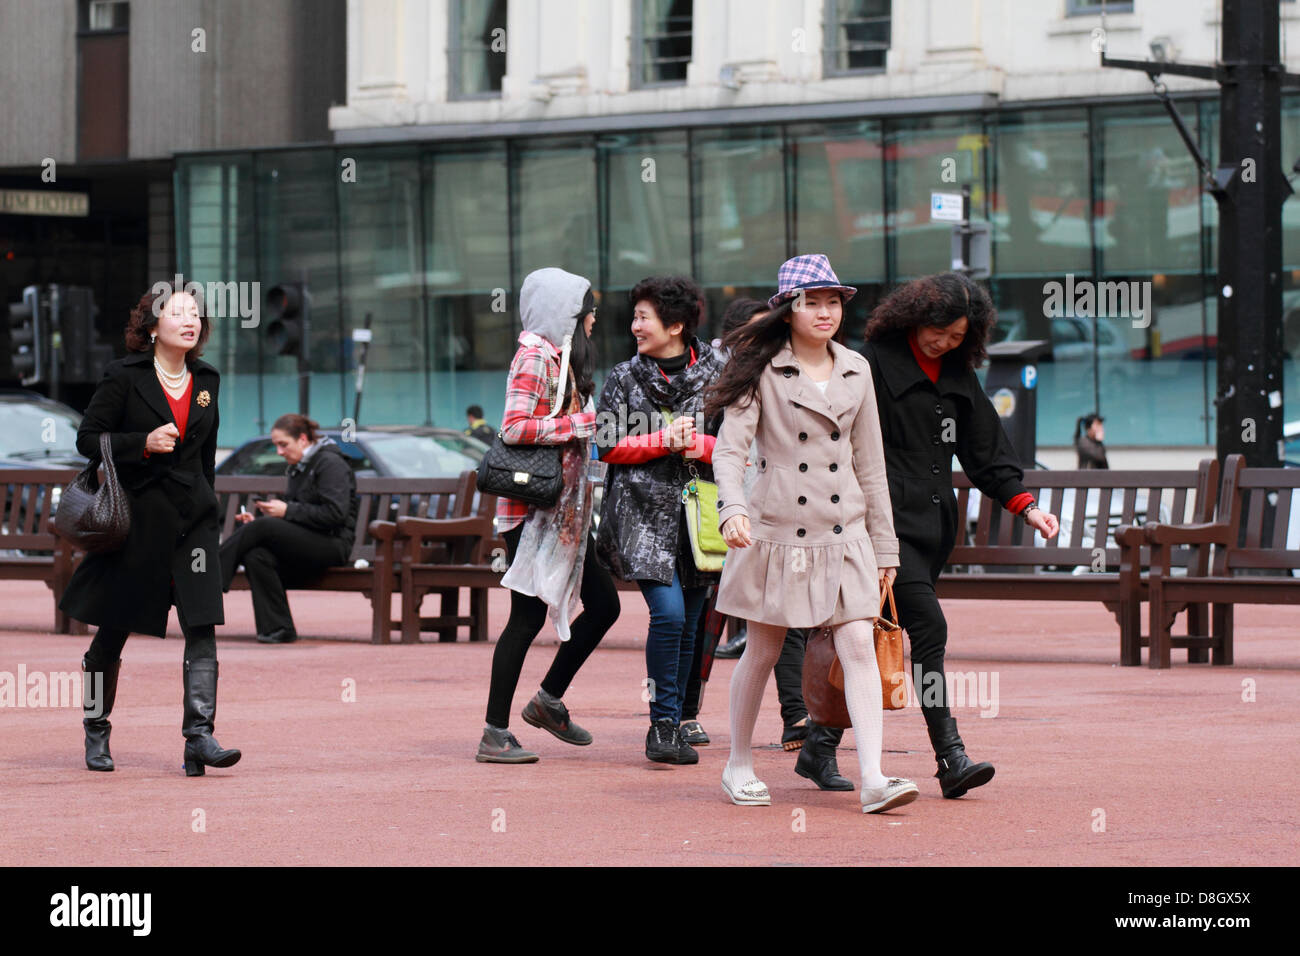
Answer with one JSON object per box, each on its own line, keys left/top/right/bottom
{"left": 216, "top": 425, "right": 488, "bottom": 478}
{"left": 0, "top": 389, "right": 87, "bottom": 468}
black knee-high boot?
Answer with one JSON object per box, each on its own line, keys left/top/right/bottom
{"left": 82, "top": 654, "right": 121, "bottom": 771}
{"left": 794, "top": 723, "right": 853, "bottom": 791}
{"left": 181, "top": 659, "right": 241, "bottom": 776}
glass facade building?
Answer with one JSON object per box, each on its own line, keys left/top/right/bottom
{"left": 176, "top": 96, "right": 1300, "bottom": 447}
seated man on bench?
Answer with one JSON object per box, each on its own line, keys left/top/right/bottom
{"left": 219, "top": 414, "right": 359, "bottom": 643}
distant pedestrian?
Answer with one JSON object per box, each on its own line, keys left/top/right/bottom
{"left": 465, "top": 405, "right": 495, "bottom": 444}
{"left": 218, "top": 413, "right": 359, "bottom": 644}
{"left": 475, "top": 268, "right": 620, "bottom": 764}
{"left": 61, "top": 284, "right": 240, "bottom": 777}
{"left": 596, "top": 275, "right": 725, "bottom": 765}
{"left": 1074, "top": 413, "right": 1109, "bottom": 469}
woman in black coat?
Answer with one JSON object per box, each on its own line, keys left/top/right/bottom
{"left": 218, "top": 413, "right": 358, "bottom": 643}
{"left": 860, "top": 273, "right": 1059, "bottom": 798}
{"left": 61, "top": 285, "right": 240, "bottom": 777}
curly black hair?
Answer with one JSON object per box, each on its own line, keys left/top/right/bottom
{"left": 864, "top": 272, "right": 995, "bottom": 369}
{"left": 629, "top": 275, "right": 703, "bottom": 343}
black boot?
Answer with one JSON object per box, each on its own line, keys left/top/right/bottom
{"left": 182, "top": 659, "right": 241, "bottom": 777}
{"left": 82, "top": 655, "right": 121, "bottom": 772}
{"left": 928, "top": 716, "right": 994, "bottom": 799}
{"left": 794, "top": 723, "right": 853, "bottom": 791}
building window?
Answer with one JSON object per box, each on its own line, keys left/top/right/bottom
{"left": 823, "top": 0, "right": 891, "bottom": 76}
{"left": 449, "top": 0, "right": 507, "bottom": 99}
{"left": 80, "top": 0, "right": 129, "bottom": 32}
{"left": 633, "top": 0, "right": 693, "bottom": 87}
{"left": 1065, "top": 1, "right": 1134, "bottom": 15}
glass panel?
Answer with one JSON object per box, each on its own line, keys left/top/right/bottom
{"left": 638, "top": 0, "right": 693, "bottom": 85}
{"left": 254, "top": 149, "right": 344, "bottom": 429}
{"left": 337, "top": 147, "right": 423, "bottom": 429}
{"left": 886, "top": 115, "right": 989, "bottom": 280}
{"left": 452, "top": 0, "right": 507, "bottom": 97}
{"left": 791, "top": 121, "right": 886, "bottom": 281}
{"left": 692, "top": 127, "right": 785, "bottom": 289}
{"left": 992, "top": 110, "right": 1091, "bottom": 278}
{"left": 425, "top": 143, "right": 511, "bottom": 431}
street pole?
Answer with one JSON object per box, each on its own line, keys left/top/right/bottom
{"left": 299, "top": 271, "right": 311, "bottom": 416}
{"left": 1215, "top": 0, "right": 1285, "bottom": 467}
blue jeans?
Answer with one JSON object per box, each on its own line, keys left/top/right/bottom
{"left": 638, "top": 571, "right": 709, "bottom": 724}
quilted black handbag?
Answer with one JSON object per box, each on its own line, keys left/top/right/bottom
{"left": 476, "top": 433, "right": 564, "bottom": 508}
{"left": 54, "top": 432, "right": 131, "bottom": 553}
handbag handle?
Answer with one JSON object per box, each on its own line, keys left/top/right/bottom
{"left": 878, "top": 579, "right": 898, "bottom": 628}
{"left": 97, "top": 432, "right": 120, "bottom": 485}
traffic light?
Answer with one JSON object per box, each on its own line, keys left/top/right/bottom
{"left": 5, "top": 287, "right": 46, "bottom": 385}
{"left": 265, "top": 282, "right": 308, "bottom": 357}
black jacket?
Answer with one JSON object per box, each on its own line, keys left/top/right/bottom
{"left": 862, "top": 335, "right": 1028, "bottom": 585}
{"left": 283, "top": 441, "right": 358, "bottom": 547}
{"left": 1076, "top": 434, "right": 1109, "bottom": 469}
{"left": 59, "top": 353, "right": 224, "bottom": 637}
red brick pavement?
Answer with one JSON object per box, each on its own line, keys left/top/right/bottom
{"left": 0, "top": 580, "right": 1295, "bottom": 866}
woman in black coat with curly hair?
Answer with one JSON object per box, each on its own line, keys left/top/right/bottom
{"left": 61, "top": 285, "right": 240, "bottom": 777}
{"left": 860, "top": 272, "right": 1059, "bottom": 798}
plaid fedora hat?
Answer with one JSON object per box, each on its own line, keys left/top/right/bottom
{"left": 767, "top": 254, "right": 857, "bottom": 309}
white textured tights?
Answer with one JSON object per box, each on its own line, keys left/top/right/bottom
{"left": 723, "top": 619, "right": 889, "bottom": 792}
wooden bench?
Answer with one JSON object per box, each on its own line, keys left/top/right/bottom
{"left": 939, "top": 461, "right": 1220, "bottom": 665}
{"left": 215, "top": 472, "right": 480, "bottom": 644}
{"left": 0, "top": 467, "right": 84, "bottom": 633}
{"left": 1145, "top": 454, "right": 1300, "bottom": 668}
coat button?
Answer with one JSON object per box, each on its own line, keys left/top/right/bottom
{"left": 831, "top": 494, "right": 839, "bottom": 503}
{"left": 833, "top": 524, "right": 843, "bottom": 534}
{"left": 830, "top": 431, "right": 840, "bottom": 440}
{"left": 931, "top": 464, "right": 940, "bottom": 475}
{"left": 829, "top": 463, "right": 838, "bottom": 472}
{"left": 798, "top": 496, "right": 807, "bottom": 505}
{"left": 799, "top": 463, "right": 808, "bottom": 472}
{"left": 797, "top": 528, "right": 806, "bottom": 537}
{"left": 934, "top": 403, "right": 944, "bottom": 414}
{"left": 783, "top": 369, "right": 794, "bottom": 378}
{"left": 798, "top": 432, "right": 808, "bottom": 441}
{"left": 760, "top": 458, "right": 766, "bottom": 468}
{"left": 931, "top": 435, "right": 941, "bottom": 445}
{"left": 718, "top": 499, "right": 724, "bottom": 506}
{"left": 931, "top": 494, "right": 941, "bottom": 505}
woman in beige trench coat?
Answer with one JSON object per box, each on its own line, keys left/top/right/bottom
{"left": 705, "top": 254, "right": 919, "bottom": 814}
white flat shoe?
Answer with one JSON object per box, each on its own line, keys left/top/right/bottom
{"left": 861, "top": 778, "right": 919, "bottom": 814}
{"left": 722, "top": 775, "right": 771, "bottom": 806}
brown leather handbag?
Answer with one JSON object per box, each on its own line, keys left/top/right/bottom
{"left": 802, "top": 582, "right": 907, "bottom": 729}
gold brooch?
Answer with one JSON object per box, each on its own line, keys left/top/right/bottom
{"left": 197, "top": 390, "right": 211, "bottom": 407}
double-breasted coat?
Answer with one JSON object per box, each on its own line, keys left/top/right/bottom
{"left": 713, "top": 339, "right": 900, "bottom": 628}
{"left": 861, "top": 334, "right": 1029, "bottom": 586}
{"left": 59, "top": 352, "right": 224, "bottom": 637}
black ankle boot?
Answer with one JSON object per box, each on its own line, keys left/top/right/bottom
{"left": 794, "top": 723, "right": 853, "bottom": 791}
{"left": 83, "top": 656, "right": 121, "bottom": 772}
{"left": 927, "top": 716, "right": 994, "bottom": 798}
{"left": 182, "top": 659, "right": 241, "bottom": 777}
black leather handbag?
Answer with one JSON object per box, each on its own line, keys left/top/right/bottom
{"left": 54, "top": 432, "right": 131, "bottom": 553}
{"left": 476, "top": 433, "right": 564, "bottom": 508}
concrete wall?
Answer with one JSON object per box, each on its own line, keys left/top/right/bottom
{"left": 329, "top": 0, "right": 1300, "bottom": 134}
{"left": 0, "top": 0, "right": 78, "bottom": 168}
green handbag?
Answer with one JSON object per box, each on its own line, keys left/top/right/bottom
{"left": 683, "top": 466, "right": 727, "bottom": 572}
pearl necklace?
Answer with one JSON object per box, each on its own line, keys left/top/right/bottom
{"left": 154, "top": 357, "right": 190, "bottom": 389}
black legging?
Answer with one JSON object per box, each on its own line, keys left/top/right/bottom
{"left": 84, "top": 598, "right": 217, "bottom": 667}
{"left": 484, "top": 521, "right": 620, "bottom": 729}
{"left": 892, "top": 578, "right": 952, "bottom": 733}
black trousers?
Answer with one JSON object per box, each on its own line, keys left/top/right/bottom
{"left": 85, "top": 598, "right": 217, "bottom": 665}
{"left": 218, "top": 517, "right": 348, "bottom": 637}
{"left": 484, "top": 522, "right": 620, "bottom": 729}
{"left": 892, "top": 578, "right": 952, "bottom": 734}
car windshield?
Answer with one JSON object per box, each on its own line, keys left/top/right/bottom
{"left": 364, "top": 433, "right": 482, "bottom": 477}
{"left": 219, "top": 438, "right": 371, "bottom": 476}
{"left": 0, "top": 401, "right": 82, "bottom": 459}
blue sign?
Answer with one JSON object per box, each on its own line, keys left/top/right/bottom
{"left": 1021, "top": 364, "right": 1038, "bottom": 389}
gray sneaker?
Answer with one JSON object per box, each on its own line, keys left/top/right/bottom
{"left": 476, "top": 726, "right": 539, "bottom": 763}
{"left": 521, "top": 692, "right": 592, "bottom": 746}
